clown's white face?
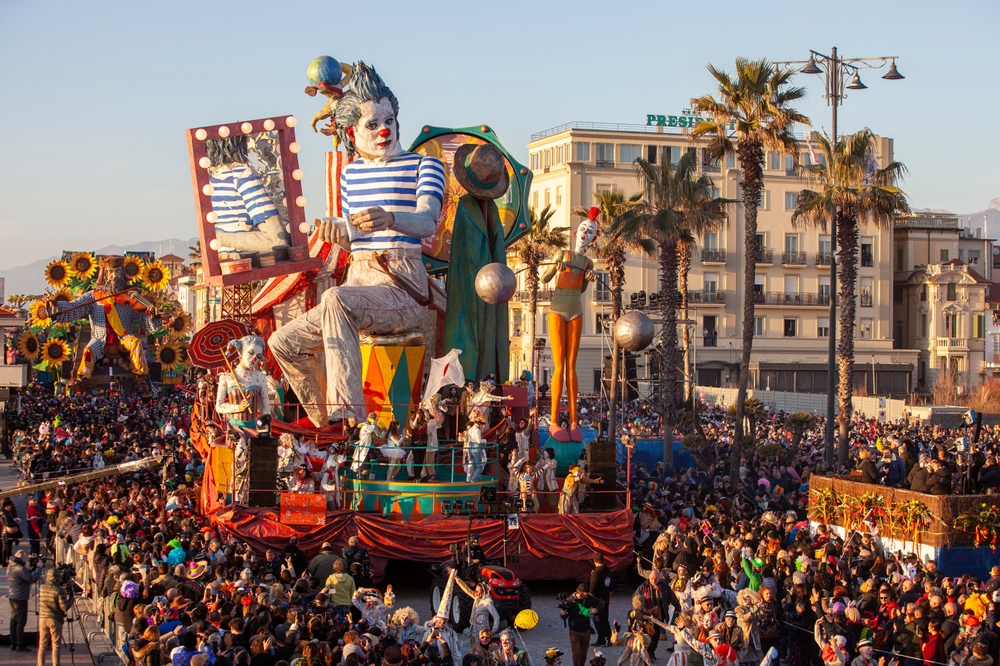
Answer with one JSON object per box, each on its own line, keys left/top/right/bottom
{"left": 575, "top": 220, "right": 597, "bottom": 253}
{"left": 240, "top": 345, "right": 262, "bottom": 370}
{"left": 350, "top": 98, "right": 399, "bottom": 160}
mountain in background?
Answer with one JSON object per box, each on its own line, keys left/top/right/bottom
{"left": 958, "top": 198, "right": 1000, "bottom": 241}
{"left": 0, "top": 237, "right": 199, "bottom": 296}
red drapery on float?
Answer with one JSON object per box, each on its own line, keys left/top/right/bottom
{"left": 213, "top": 506, "right": 633, "bottom": 582}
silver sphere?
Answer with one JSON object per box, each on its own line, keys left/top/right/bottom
{"left": 475, "top": 263, "right": 517, "bottom": 304}
{"left": 614, "top": 311, "right": 655, "bottom": 352}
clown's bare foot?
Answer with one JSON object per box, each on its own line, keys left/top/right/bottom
{"left": 549, "top": 423, "right": 571, "bottom": 443}
{"left": 569, "top": 424, "right": 583, "bottom": 442}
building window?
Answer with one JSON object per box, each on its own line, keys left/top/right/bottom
{"left": 646, "top": 145, "right": 657, "bottom": 162}
{"left": 530, "top": 153, "right": 537, "bottom": 170}
{"left": 784, "top": 192, "right": 798, "bottom": 210}
{"left": 555, "top": 186, "right": 563, "bottom": 205}
{"left": 544, "top": 189, "right": 551, "bottom": 207}
{"left": 754, "top": 274, "right": 765, "bottom": 299}
{"left": 819, "top": 235, "right": 831, "bottom": 257}
{"left": 594, "top": 270, "right": 610, "bottom": 302}
{"left": 701, "top": 148, "right": 720, "bottom": 172}
{"left": 861, "top": 237, "right": 874, "bottom": 267}
{"left": 819, "top": 276, "right": 831, "bottom": 304}
{"left": 704, "top": 273, "right": 719, "bottom": 293}
{"left": 921, "top": 284, "right": 928, "bottom": 301}
{"left": 783, "top": 318, "right": 798, "bottom": 337}
{"left": 754, "top": 317, "right": 765, "bottom": 337}
{"left": 940, "top": 248, "right": 949, "bottom": 262}
{"left": 784, "top": 233, "right": 799, "bottom": 254}
{"left": 897, "top": 247, "right": 904, "bottom": 271}
{"left": 818, "top": 318, "right": 830, "bottom": 338}
{"left": 947, "top": 283, "right": 957, "bottom": 301}
{"left": 556, "top": 145, "right": 564, "bottom": 164}
{"left": 595, "top": 143, "right": 615, "bottom": 166}
{"left": 860, "top": 278, "right": 874, "bottom": 307}
{"left": 532, "top": 191, "right": 539, "bottom": 211}
{"left": 512, "top": 309, "right": 522, "bottom": 336}
{"left": 785, "top": 154, "right": 797, "bottom": 175}
{"left": 769, "top": 152, "right": 781, "bottom": 170}
{"left": 703, "top": 231, "right": 718, "bottom": 251}
{"left": 620, "top": 144, "right": 642, "bottom": 164}
{"left": 969, "top": 250, "right": 981, "bottom": 266}
{"left": 594, "top": 312, "right": 610, "bottom": 336}
{"left": 665, "top": 146, "right": 680, "bottom": 165}
{"left": 894, "top": 284, "right": 903, "bottom": 303}
{"left": 576, "top": 142, "right": 590, "bottom": 162}
{"left": 859, "top": 319, "right": 873, "bottom": 339}
{"left": 974, "top": 314, "right": 985, "bottom": 338}
{"left": 758, "top": 190, "right": 769, "bottom": 211}
{"left": 727, "top": 152, "right": 736, "bottom": 168}
{"left": 946, "top": 313, "right": 959, "bottom": 337}
{"left": 920, "top": 314, "right": 928, "bottom": 338}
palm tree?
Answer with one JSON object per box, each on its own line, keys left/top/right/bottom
{"left": 510, "top": 205, "right": 569, "bottom": 383}
{"left": 188, "top": 241, "right": 202, "bottom": 271}
{"left": 574, "top": 189, "right": 649, "bottom": 441}
{"left": 613, "top": 150, "right": 726, "bottom": 465}
{"left": 792, "top": 128, "right": 908, "bottom": 463}
{"left": 691, "top": 57, "right": 808, "bottom": 479}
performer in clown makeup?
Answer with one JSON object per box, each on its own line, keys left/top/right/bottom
{"left": 540, "top": 213, "right": 597, "bottom": 443}
{"left": 270, "top": 61, "right": 446, "bottom": 428}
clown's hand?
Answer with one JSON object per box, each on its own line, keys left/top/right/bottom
{"left": 352, "top": 207, "right": 395, "bottom": 233}
{"left": 315, "top": 218, "right": 350, "bottom": 248}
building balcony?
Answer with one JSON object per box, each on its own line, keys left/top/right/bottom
{"left": 936, "top": 337, "right": 969, "bottom": 354}
{"left": 816, "top": 253, "right": 833, "bottom": 266}
{"left": 700, "top": 249, "right": 727, "bottom": 264}
{"left": 782, "top": 251, "right": 807, "bottom": 266}
{"left": 703, "top": 330, "right": 718, "bottom": 347}
{"left": 754, "top": 248, "right": 774, "bottom": 265}
{"left": 594, "top": 160, "right": 616, "bottom": 169}
{"left": 754, "top": 291, "right": 829, "bottom": 307}
{"left": 689, "top": 290, "right": 726, "bottom": 305}
{"left": 516, "top": 288, "right": 554, "bottom": 303}
{"left": 702, "top": 163, "right": 720, "bottom": 173}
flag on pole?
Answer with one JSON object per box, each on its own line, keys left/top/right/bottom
{"left": 421, "top": 349, "right": 466, "bottom": 403}
{"left": 806, "top": 136, "right": 820, "bottom": 167}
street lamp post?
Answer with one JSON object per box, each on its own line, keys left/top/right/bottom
{"left": 776, "top": 48, "right": 903, "bottom": 468}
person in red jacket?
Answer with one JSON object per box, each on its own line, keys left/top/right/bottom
{"left": 26, "top": 497, "right": 44, "bottom": 557}
{"left": 920, "top": 619, "right": 946, "bottom": 666}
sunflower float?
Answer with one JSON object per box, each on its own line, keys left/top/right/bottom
{"left": 142, "top": 261, "right": 171, "bottom": 291}
{"left": 17, "top": 331, "right": 40, "bottom": 361}
{"left": 123, "top": 255, "right": 144, "bottom": 282}
{"left": 155, "top": 340, "right": 182, "bottom": 372}
{"left": 40, "top": 338, "right": 71, "bottom": 369}
{"left": 28, "top": 300, "right": 52, "bottom": 328}
{"left": 167, "top": 311, "right": 192, "bottom": 336}
{"left": 44, "top": 260, "right": 70, "bottom": 288}
{"left": 69, "top": 252, "right": 97, "bottom": 281}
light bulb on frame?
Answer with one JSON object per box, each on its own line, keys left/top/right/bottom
{"left": 206, "top": 211, "right": 218, "bottom": 223}
{"left": 298, "top": 222, "right": 312, "bottom": 234}
{"left": 288, "top": 142, "right": 300, "bottom": 154}
{"left": 263, "top": 119, "right": 275, "bottom": 131}
{"left": 209, "top": 239, "right": 222, "bottom": 251}
{"left": 295, "top": 196, "right": 307, "bottom": 207}
{"left": 285, "top": 116, "right": 297, "bottom": 128}
{"left": 202, "top": 184, "right": 214, "bottom": 196}
{"left": 198, "top": 157, "right": 211, "bottom": 168}
{"left": 292, "top": 169, "right": 303, "bottom": 181}
{"left": 218, "top": 126, "right": 230, "bottom": 138}
{"left": 195, "top": 129, "right": 207, "bottom": 140}
{"left": 241, "top": 122, "right": 253, "bottom": 134}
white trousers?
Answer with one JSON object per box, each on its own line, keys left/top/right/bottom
{"left": 270, "top": 251, "right": 427, "bottom": 426}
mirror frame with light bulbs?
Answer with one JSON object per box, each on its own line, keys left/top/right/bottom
{"left": 186, "top": 115, "right": 322, "bottom": 286}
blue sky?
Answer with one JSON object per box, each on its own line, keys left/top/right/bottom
{"left": 1, "top": 0, "right": 998, "bottom": 270}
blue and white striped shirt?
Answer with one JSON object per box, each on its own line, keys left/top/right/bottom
{"left": 341, "top": 151, "right": 446, "bottom": 252}
{"left": 209, "top": 165, "right": 279, "bottom": 232}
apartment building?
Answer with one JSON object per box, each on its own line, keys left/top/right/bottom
{"left": 893, "top": 210, "right": 993, "bottom": 388}
{"left": 512, "top": 116, "right": 918, "bottom": 396}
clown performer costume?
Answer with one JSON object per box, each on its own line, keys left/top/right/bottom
{"left": 417, "top": 396, "right": 446, "bottom": 480}
{"left": 461, "top": 414, "right": 487, "bottom": 482}
{"left": 540, "top": 215, "right": 597, "bottom": 443}
{"left": 215, "top": 336, "right": 272, "bottom": 427}
{"left": 45, "top": 256, "right": 165, "bottom": 379}
{"left": 537, "top": 447, "right": 559, "bottom": 509}
{"left": 352, "top": 412, "right": 385, "bottom": 479}
{"left": 270, "top": 61, "right": 446, "bottom": 428}
{"left": 454, "top": 578, "right": 500, "bottom": 643}
{"left": 559, "top": 463, "right": 585, "bottom": 514}
{"left": 353, "top": 586, "right": 395, "bottom": 631}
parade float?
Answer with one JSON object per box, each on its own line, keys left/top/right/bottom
{"left": 185, "top": 56, "right": 634, "bottom": 582}
{"left": 17, "top": 251, "right": 193, "bottom": 390}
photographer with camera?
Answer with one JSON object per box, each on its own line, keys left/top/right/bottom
{"left": 37, "top": 567, "right": 75, "bottom": 666}
{"left": 7, "top": 549, "right": 41, "bottom": 652}
{"left": 559, "top": 583, "right": 602, "bottom": 666}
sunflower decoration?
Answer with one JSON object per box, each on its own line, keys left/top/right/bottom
{"left": 122, "top": 255, "right": 144, "bottom": 283}
{"left": 27, "top": 300, "right": 52, "bottom": 328}
{"left": 167, "top": 311, "right": 192, "bottom": 336}
{"left": 17, "top": 331, "right": 40, "bottom": 361}
{"left": 155, "top": 340, "right": 182, "bottom": 372}
{"left": 40, "top": 338, "right": 71, "bottom": 369}
{"left": 69, "top": 252, "right": 97, "bottom": 281}
{"left": 50, "top": 288, "right": 75, "bottom": 306}
{"left": 44, "top": 260, "right": 71, "bottom": 288}
{"left": 141, "top": 261, "right": 171, "bottom": 291}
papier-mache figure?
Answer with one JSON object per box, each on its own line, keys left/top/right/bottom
{"left": 45, "top": 256, "right": 164, "bottom": 379}
{"left": 215, "top": 335, "right": 271, "bottom": 426}
{"left": 270, "top": 61, "right": 446, "bottom": 428}
{"left": 541, "top": 213, "right": 597, "bottom": 443}
{"left": 206, "top": 135, "right": 289, "bottom": 254}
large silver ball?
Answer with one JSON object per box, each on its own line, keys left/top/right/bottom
{"left": 614, "top": 311, "right": 655, "bottom": 352}
{"left": 475, "top": 263, "right": 517, "bottom": 304}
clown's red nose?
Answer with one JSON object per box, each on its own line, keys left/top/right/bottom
{"left": 378, "top": 128, "right": 391, "bottom": 138}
